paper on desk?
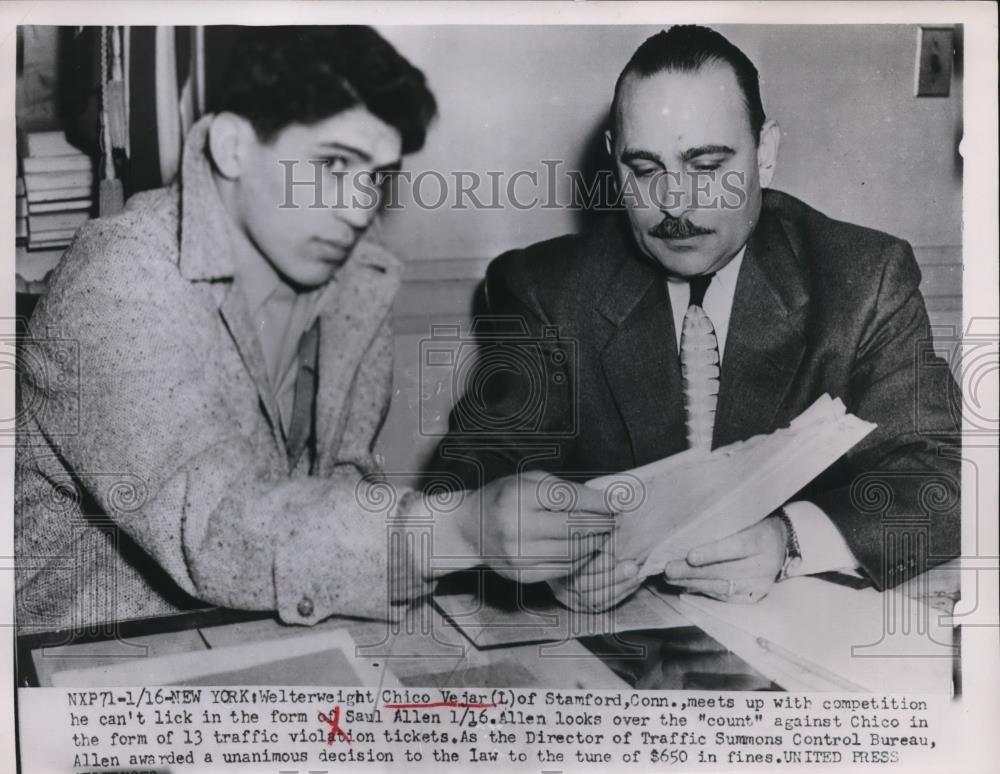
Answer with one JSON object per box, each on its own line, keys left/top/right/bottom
{"left": 652, "top": 577, "right": 954, "bottom": 693}
{"left": 588, "top": 394, "right": 876, "bottom": 576}
{"left": 49, "top": 628, "right": 398, "bottom": 687}
{"left": 433, "top": 571, "right": 688, "bottom": 648}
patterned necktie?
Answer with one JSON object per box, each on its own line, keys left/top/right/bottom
{"left": 680, "top": 273, "right": 720, "bottom": 451}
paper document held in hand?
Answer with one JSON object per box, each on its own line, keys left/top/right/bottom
{"left": 587, "top": 394, "right": 876, "bottom": 576}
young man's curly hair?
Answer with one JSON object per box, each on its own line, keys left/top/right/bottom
{"left": 214, "top": 26, "right": 437, "bottom": 154}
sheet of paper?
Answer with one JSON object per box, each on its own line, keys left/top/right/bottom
{"left": 32, "top": 629, "right": 208, "bottom": 687}
{"left": 433, "top": 571, "right": 688, "bottom": 648}
{"left": 49, "top": 628, "right": 398, "bottom": 687}
{"left": 652, "top": 577, "right": 954, "bottom": 693}
{"left": 588, "top": 395, "right": 876, "bottom": 575}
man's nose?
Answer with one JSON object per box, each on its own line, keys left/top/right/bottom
{"left": 336, "top": 179, "right": 380, "bottom": 230}
{"left": 655, "top": 170, "right": 692, "bottom": 218}
{"left": 336, "top": 202, "right": 376, "bottom": 231}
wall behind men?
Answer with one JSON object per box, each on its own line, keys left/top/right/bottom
{"left": 378, "top": 24, "right": 962, "bottom": 258}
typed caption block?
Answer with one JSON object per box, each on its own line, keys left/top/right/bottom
{"left": 19, "top": 687, "right": 948, "bottom": 772}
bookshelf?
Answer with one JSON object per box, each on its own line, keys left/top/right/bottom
{"left": 15, "top": 26, "right": 148, "bottom": 300}
{"left": 16, "top": 130, "right": 95, "bottom": 294}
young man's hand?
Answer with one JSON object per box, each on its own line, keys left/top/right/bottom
{"left": 548, "top": 552, "right": 643, "bottom": 612}
{"left": 443, "top": 471, "right": 618, "bottom": 584}
{"left": 662, "top": 515, "right": 787, "bottom": 602}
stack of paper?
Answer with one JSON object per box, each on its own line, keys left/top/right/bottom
{"left": 433, "top": 570, "right": 688, "bottom": 648}
{"left": 655, "top": 577, "right": 954, "bottom": 693}
{"left": 588, "top": 395, "right": 876, "bottom": 576}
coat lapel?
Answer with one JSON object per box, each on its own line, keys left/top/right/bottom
{"left": 597, "top": 245, "right": 688, "bottom": 466}
{"left": 713, "top": 207, "right": 810, "bottom": 447}
{"left": 174, "top": 117, "right": 289, "bottom": 455}
{"left": 218, "top": 284, "right": 286, "bottom": 452}
{"left": 315, "top": 243, "right": 401, "bottom": 459}
{"left": 594, "top": 205, "right": 810, "bottom": 463}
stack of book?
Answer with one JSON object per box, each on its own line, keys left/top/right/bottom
{"left": 20, "top": 130, "right": 95, "bottom": 251}
{"left": 16, "top": 177, "right": 27, "bottom": 244}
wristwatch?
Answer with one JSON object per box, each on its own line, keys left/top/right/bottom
{"left": 774, "top": 507, "right": 802, "bottom": 581}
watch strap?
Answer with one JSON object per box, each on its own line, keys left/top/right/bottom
{"left": 774, "top": 507, "right": 802, "bottom": 581}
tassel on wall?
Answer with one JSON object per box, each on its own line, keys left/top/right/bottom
{"left": 98, "top": 26, "right": 124, "bottom": 216}
{"left": 106, "top": 27, "right": 127, "bottom": 150}
{"left": 98, "top": 114, "right": 123, "bottom": 216}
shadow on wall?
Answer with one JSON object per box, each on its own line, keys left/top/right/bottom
{"left": 571, "top": 115, "right": 621, "bottom": 233}
{"left": 951, "top": 25, "right": 964, "bottom": 183}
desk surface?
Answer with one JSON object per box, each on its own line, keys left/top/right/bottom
{"left": 20, "top": 563, "right": 960, "bottom": 691}
{"left": 25, "top": 604, "right": 635, "bottom": 690}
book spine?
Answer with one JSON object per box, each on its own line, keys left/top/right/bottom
{"left": 28, "top": 210, "right": 90, "bottom": 232}
{"left": 27, "top": 231, "right": 77, "bottom": 247}
{"left": 22, "top": 155, "right": 94, "bottom": 174}
{"left": 24, "top": 170, "right": 95, "bottom": 192}
{"left": 25, "top": 131, "right": 80, "bottom": 158}
{"left": 27, "top": 199, "right": 93, "bottom": 215}
{"left": 26, "top": 185, "right": 93, "bottom": 204}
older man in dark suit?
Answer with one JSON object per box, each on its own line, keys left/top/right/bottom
{"left": 430, "top": 25, "right": 961, "bottom": 611}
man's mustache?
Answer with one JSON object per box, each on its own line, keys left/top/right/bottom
{"left": 648, "top": 216, "right": 713, "bottom": 240}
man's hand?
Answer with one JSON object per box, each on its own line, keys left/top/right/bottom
{"left": 450, "top": 471, "right": 618, "bottom": 584}
{"left": 549, "top": 550, "right": 643, "bottom": 612}
{"left": 662, "top": 514, "right": 788, "bottom": 603}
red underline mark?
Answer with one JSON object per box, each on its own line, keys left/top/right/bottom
{"left": 318, "top": 706, "right": 351, "bottom": 745}
{"left": 384, "top": 701, "right": 496, "bottom": 710}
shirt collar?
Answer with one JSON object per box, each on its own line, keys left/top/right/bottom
{"left": 663, "top": 244, "right": 746, "bottom": 291}
{"left": 237, "top": 243, "right": 297, "bottom": 317}
{"left": 712, "top": 245, "right": 745, "bottom": 295}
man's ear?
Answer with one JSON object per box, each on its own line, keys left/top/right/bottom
{"left": 207, "top": 113, "right": 251, "bottom": 180}
{"left": 756, "top": 119, "right": 781, "bottom": 189}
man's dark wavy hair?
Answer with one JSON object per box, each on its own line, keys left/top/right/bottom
{"left": 213, "top": 26, "right": 437, "bottom": 154}
{"left": 612, "top": 25, "right": 766, "bottom": 141}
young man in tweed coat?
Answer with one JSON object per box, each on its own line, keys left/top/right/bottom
{"left": 16, "top": 27, "right": 617, "bottom": 633}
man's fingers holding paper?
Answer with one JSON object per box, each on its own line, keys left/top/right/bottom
{"left": 551, "top": 555, "right": 642, "bottom": 612}
{"left": 465, "top": 473, "right": 618, "bottom": 582}
{"left": 684, "top": 526, "right": 760, "bottom": 566}
{"left": 671, "top": 576, "right": 773, "bottom": 603}
{"left": 662, "top": 517, "right": 786, "bottom": 603}
{"left": 663, "top": 555, "right": 766, "bottom": 582}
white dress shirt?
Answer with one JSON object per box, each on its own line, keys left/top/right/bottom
{"left": 666, "top": 248, "right": 859, "bottom": 576}
{"left": 235, "top": 240, "right": 335, "bottom": 436}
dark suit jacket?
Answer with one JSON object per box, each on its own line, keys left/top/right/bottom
{"left": 429, "top": 190, "right": 961, "bottom": 590}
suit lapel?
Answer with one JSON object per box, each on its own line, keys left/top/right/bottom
{"left": 714, "top": 207, "right": 810, "bottom": 446}
{"left": 598, "top": 244, "right": 688, "bottom": 466}
{"left": 218, "top": 284, "right": 286, "bottom": 452}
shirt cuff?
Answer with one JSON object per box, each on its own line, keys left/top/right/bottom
{"left": 782, "top": 501, "right": 860, "bottom": 577}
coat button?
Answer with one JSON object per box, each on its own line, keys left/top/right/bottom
{"left": 297, "top": 596, "right": 314, "bottom": 618}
